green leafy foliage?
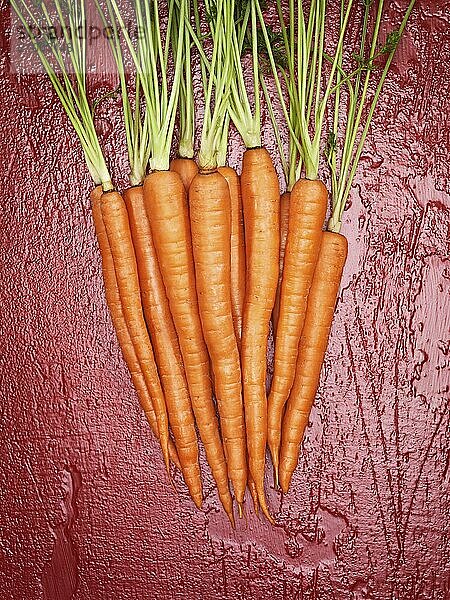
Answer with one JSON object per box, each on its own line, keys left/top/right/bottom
{"left": 11, "top": 0, "right": 112, "bottom": 187}
{"left": 243, "top": 24, "right": 288, "bottom": 71}
{"left": 324, "top": 131, "right": 337, "bottom": 163}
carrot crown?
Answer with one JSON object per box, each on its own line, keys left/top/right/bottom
{"left": 187, "top": 1, "right": 232, "bottom": 168}
{"left": 11, "top": 0, "right": 113, "bottom": 191}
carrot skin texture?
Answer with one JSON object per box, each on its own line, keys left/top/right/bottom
{"left": 99, "top": 190, "right": 170, "bottom": 472}
{"left": 217, "top": 166, "right": 257, "bottom": 512}
{"left": 218, "top": 166, "right": 246, "bottom": 345}
{"left": 279, "top": 231, "right": 348, "bottom": 493}
{"left": 189, "top": 170, "right": 248, "bottom": 507}
{"left": 241, "top": 148, "right": 280, "bottom": 521}
{"left": 268, "top": 179, "right": 328, "bottom": 478}
{"left": 170, "top": 157, "right": 199, "bottom": 192}
{"left": 124, "top": 186, "right": 202, "bottom": 507}
{"left": 217, "top": 167, "right": 252, "bottom": 509}
{"left": 144, "top": 171, "right": 233, "bottom": 520}
{"left": 272, "top": 192, "right": 290, "bottom": 333}
{"left": 91, "top": 187, "right": 180, "bottom": 469}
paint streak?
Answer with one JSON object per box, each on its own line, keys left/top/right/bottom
{"left": 41, "top": 467, "right": 81, "bottom": 600}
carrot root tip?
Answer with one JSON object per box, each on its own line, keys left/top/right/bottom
{"left": 237, "top": 502, "right": 244, "bottom": 519}
{"left": 279, "top": 467, "right": 293, "bottom": 494}
{"left": 279, "top": 476, "right": 291, "bottom": 495}
{"left": 193, "top": 494, "right": 203, "bottom": 510}
{"left": 273, "top": 465, "right": 280, "bottom": 489}
{"left": 263, "top": 510, "right": 275, "bottom": 526}
{"left": 258, "top": 494, "right": 275, "bottom": 526}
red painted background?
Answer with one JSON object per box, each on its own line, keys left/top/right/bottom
{"left": 1, "top": 1, "right": 449, "bottom": 599}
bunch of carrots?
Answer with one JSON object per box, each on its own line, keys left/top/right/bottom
{"left": 12, "top": 0, "right": 415, "bottom": 525}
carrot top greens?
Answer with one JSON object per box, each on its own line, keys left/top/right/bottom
{"left": 190, "top": 0, "right": 255, "bottom": 167}
{"left": 195, "top": 0, "right": 234, "bottom": 170}
{"left": 172, "top": 0, "right": 196, "bottom": 160}
{"left": 228, "top": 0, "right": 262, "bottom": 149}
{"left": 95, "top": 0, "right": 150, "bottom": 186}
{"left": 108, "top": 0, "right": 187, "bottom": 172}
{"left": 258, "top": 0, "right": 416, "bottom": 231}
{"left": 11, "top": 0, "right": 416, "bottom": 209}
{"left": 11, "top": 0, "right": 112, "bottom": 190}
{"left": 327, "top": 1, "right": 416, "bottom": 232}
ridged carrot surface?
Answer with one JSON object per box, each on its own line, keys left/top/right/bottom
{"left": 279, "top": 231, "right": 348, "bottom": 492}
{"left": 100, "top": 190, "right": 170, "bottom": 472}
{"left": 91, "top": 186, "right": 180, "bottom": 469}
{"left": 240, "top": 148, "right": 280, "bottom": 521}
{"left": 143, "top": 171, "right": 233, "bottom": 520}
{"left": 268, "top": 179, "right": 327, "bottom": 478}
{"left": 272, "top": 191, "right": 290, "bottom": 333}
{"left": 189, "top": 170, "right": 248, "bottom": 509}
{"left": 124, "top": 185, "right": 203, "bottom": 508}
{"left": 218, "top": 166, "right": 246, "bottom": 346}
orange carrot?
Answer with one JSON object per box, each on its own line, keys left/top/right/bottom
{"left": 189, "top": 169, "right": 248, "bottom": 509}
{"left": 100, "top": 190, "right": 170, "bottom": 473}
{"left": 124, "top": 185, "right": 203, "bottom": 508}
{"left": 279, "top": 231, "right": 348, "bottom": 492}
{"left": 218, "top": 165, "right": 246, "bottom": 346}
{"left": 240, "top": 148, "right": 280, "bottom": 521}
{"left": 91, "top": 186, "right": 180, "bottom": 469}
{"left": 268, "top": 179, "right": 328, "bottom": 480}
{"left": 272, "top": 191, "right": 290, "bottom": 333}
{"left": 143, "top": 170, "right": 234, "bottom": 521}
{"left": 170, "top": 157, "right": 199, "bottom": 192}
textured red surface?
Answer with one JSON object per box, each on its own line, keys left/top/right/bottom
{"left": 1, "top": 2, "right": 449, "bottom": 599}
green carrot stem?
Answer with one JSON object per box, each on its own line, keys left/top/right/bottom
{"left": 11, "top": 0, "right": 112, "bottom": 189}
{"left": 328, "top": 0, "right": 416, "bottom": 232}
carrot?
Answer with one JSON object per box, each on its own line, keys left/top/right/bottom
{"left": 272, "top": 191, "right": 290, "bottom": 333}
{"left": 123, "top": 185, "right": 204, "bottom": 507}
{"left": 208, "top": 370, "right": 254, "bottom": 518}
{"left": 100, "top": 190, "right": 170, "bottom": 473}
{"left": 227, "top": 5, "right": 280, "bottom": 519}
{"left": 91, "top": 186, "right": 180, "bottom": 469}
{"left": 279, "top": 231, "right": 348, "bottom": 492}
{"left": 143, "top": 170, "right": 234, "bottom": 521}
{"left": 241, "top": 147, "right": 280, "bottom": 521}
{"left": 189, "top": 169, "right": 248, "bottom": 510}
{"left": 268, "top": 179, "right": 328, "bottom": 481}
{"left": 216, "top": 125, "right": 247, "bottom": 510}
{"left": 218, "top": 166, "right": 246, "bottom": 346}
{"left": 170, "top": 157, "right": 199, "bottom": 192}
